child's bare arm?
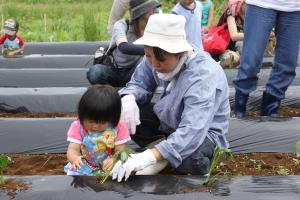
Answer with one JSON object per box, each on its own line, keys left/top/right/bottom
{"left": 9, "top": 45, "right": 24, "bottom": 56}
{"left": 227, "top": 16, "right": 244, "bottom": 41}
{"left": 67, "top": 142, "right": 83, "bottom": 168}
{"left": 207, "top": 2, "right": 214, "bottom": 30}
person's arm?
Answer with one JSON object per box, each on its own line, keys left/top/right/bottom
{"left": 118, "top": 57, "right": 158, "bottom": 104}
{"left": 0, "top": 35, "right": 6, "bottom": 45}
{"left": 8, "top": 35, "right": 25, "bottom": 56}
{"left": 228, "top": 0, "right": 244, "bottom": 17}
{"left": 155, "top": 75, "right": 218, "bottom": 167}
{"left": 227, "top": 15, "right": 244, "bottom": 41}
{"left": 107, "top": 0, "right": 130, "bottom": 36}
{"left": 118, "top": 42, "right": 145, "bottom": 55}
{"left": 67, "top": 142, "right": 83, "bottom": 168}
{"left": 206, "top": 2, "right": 214, "bottom": 30}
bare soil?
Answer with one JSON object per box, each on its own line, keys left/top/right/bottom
{"left": 1, "top": 153, "right": 299, "bottom": 176}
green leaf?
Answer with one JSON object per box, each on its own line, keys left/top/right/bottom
{"left": 0, "top": 156, "right": 11, "bottom": 169}
{"left": 296, "top": 140, "right": 300, "bottom": 158}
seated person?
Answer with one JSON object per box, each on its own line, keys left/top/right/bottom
{"left": 216, "top": 3, "right": 245, "bottom": 68}
{"left": 87, "top": 0, "right": 161, "bottom": 87}
{"left": 0, "top": 19, "right": 24, "bottom": 57}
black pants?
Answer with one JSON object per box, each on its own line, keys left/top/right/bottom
{"left": 133, "top": 103, "right": 216, "bottom": 175}
{"left": 86, "top": 64, "right": 136, "bottom": 87}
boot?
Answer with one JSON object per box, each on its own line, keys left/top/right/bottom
{"left": 234, "top": 90, "right": 249, "bottom": 118}
{"left": 260, "top": 92, "right": 280, "bottom": 117}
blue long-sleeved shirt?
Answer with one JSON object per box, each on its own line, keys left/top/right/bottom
{"left": 119, "top": 51, "right": 230, "bottom": 167}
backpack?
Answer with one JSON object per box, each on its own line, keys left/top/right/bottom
{"left": 203, "top": 22, "right": 230, "bottom": 56}
{"left": 93, "top": 20, "right": 130, "bottom": 68}
{"left": 93, "top": 45, "right": 119, "bottom": 68}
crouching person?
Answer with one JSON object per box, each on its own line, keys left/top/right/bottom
{"left": 111, "top": 14, "right": 230, "bottom": 182}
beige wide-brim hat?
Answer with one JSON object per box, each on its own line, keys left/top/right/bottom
{"left": 133, "top": 14, "right": 193, "bottom": 54}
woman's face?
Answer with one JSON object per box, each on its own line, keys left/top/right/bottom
{"left": 138, "top": 8, "right": 155, "bottom": 35}
{"left": 83, "top": 119, "right": 108, "bottom": 133}
{"left": 144, "top": 46, "right": 181, "bottom": 73}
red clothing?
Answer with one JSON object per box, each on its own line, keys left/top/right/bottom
{"left": 0, "top": 34, "right": 24, "bottom": 49}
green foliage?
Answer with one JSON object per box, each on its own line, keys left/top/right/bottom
{"left": 296, "top": 140, "right": 300, "bottom": 158}
{"left": 0, "top": 156, "right": 12, "bottom": 185}
{"left": 204, "top": 147, "right": 232, "bottom": 187}
{"left": 0, "top": 0, "right": 226, "bottom": 42}
{"left": 276, "top": 166, "right": 290, "bottom": 176}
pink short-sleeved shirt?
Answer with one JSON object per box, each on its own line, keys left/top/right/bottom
{"left": 67, "top": 119, "right": 131, "bottom": 146}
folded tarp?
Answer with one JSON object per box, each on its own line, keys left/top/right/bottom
{"left": 23, "top": 41, "right": 109, "bottom": 55}
{"left": 1, "top": 175, "right": 300, "bottom": 200}
{"left": 2, "top": 86, "right": 300, "bottom": 113}
{"left": 0, "top": 117, "right": 299, "bottom": 154}
{"left": 0, "top": 55, "right": 94, "bottom": 69}
{"left": 224, "top": 67, "right": 300, "bottom": 87}
{"left": 0, "top": 87, "right": 86, "bottom": 113}
{"left": 0, "top": 68, "right": 89, "bottom": 87}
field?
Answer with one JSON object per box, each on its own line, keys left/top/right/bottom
{"left": 0, "top": 0, "right": 226, "bottom": 42}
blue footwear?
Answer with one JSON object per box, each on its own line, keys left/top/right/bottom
{"left": 234, "top": 90, "right": 249, "bottom": 118}
{"left": 260, "top": 92, "right": 280, "bottom": 117}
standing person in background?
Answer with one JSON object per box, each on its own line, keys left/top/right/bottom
{"left": 88, "top": 0, "right": 161, "bottom": 87}
{"left": 200, "top": 0, "right": 214, "bottom": 34}
{"left": 0, "top": 19, "right": 24, "bottom": 57}
{"left": 107, "top": 0, "right": 130, "bottom": 36}
{"left": 107, "top": 0, "right": 162, "bottom": 36}
{"left": 233, "top": 0, "right": 300, "bottom": 118}
{"left": 173, "top": 0, "right": 203, "bottom": 51}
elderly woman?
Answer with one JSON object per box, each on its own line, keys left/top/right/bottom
{"left": 112, "top": 14, "right": 230, "bottom": 182}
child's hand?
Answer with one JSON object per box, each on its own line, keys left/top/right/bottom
{"left": 71, "top": 156, "right": 84, "bottom": 169}
{"left": 7, "top": 51, "right": 15, "bottom": 57}
{"left": 103, "top": 157, "right": 114, "bottom": 172}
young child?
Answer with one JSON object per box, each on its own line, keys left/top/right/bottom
{"left": 64, "top": 85, "right": 131, "bottom": 176}
{"left": 200, "top": 0, "right": 214, "bottom": 34}
{"left": 173, "top": 0, "right": 203, "bottom": 51}
{"left": 217, "top": 2, "right": 246, "bottom": 68}
{"left": 0, "top": 19, "right": 24, "bottom": 57}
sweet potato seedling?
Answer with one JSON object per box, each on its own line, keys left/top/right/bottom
{"left": 0, "top": 156, "right": 11, "bottom": 185}
{"left": 97, "top": 147, "right": 134, "bottom": 184}
{"left": 203, "top": 147, "right": 232, "bottom": 187}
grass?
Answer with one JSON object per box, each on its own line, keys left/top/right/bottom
{"left": 0, "top": 0, "right": 226, "bottom": 42}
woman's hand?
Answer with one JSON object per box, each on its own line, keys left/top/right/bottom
{"left": 111, "top": 149, "right": 157, "bottom": 182}
{"left": 103, "top": 157, "right": 115, "bottom": 172}
{"left": 121, "top": 95, "right": 140, "bottom": 135}
{"left": 228, "top": 0, "right": 244, "bottom": 17}
{"left": 71, "top": 156, "right": 84, "bottom": 169}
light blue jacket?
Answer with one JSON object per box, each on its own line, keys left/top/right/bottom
{"left": 119, "top": 51, "right": 230, "bottom": 167}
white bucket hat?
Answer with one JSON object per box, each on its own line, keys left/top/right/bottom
{"left": 133, "top": 14, "right": 193, "bottom": 53}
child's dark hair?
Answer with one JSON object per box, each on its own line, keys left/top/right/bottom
{"left": 78, "top": 84, "right": 121, "bottom": 127}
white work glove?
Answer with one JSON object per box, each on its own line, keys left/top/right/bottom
{"left": 121, "top": 94, "right": 140, "bottom": 135}
{"left": 111, "top": 149, "right": 156, "bottom": 182}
